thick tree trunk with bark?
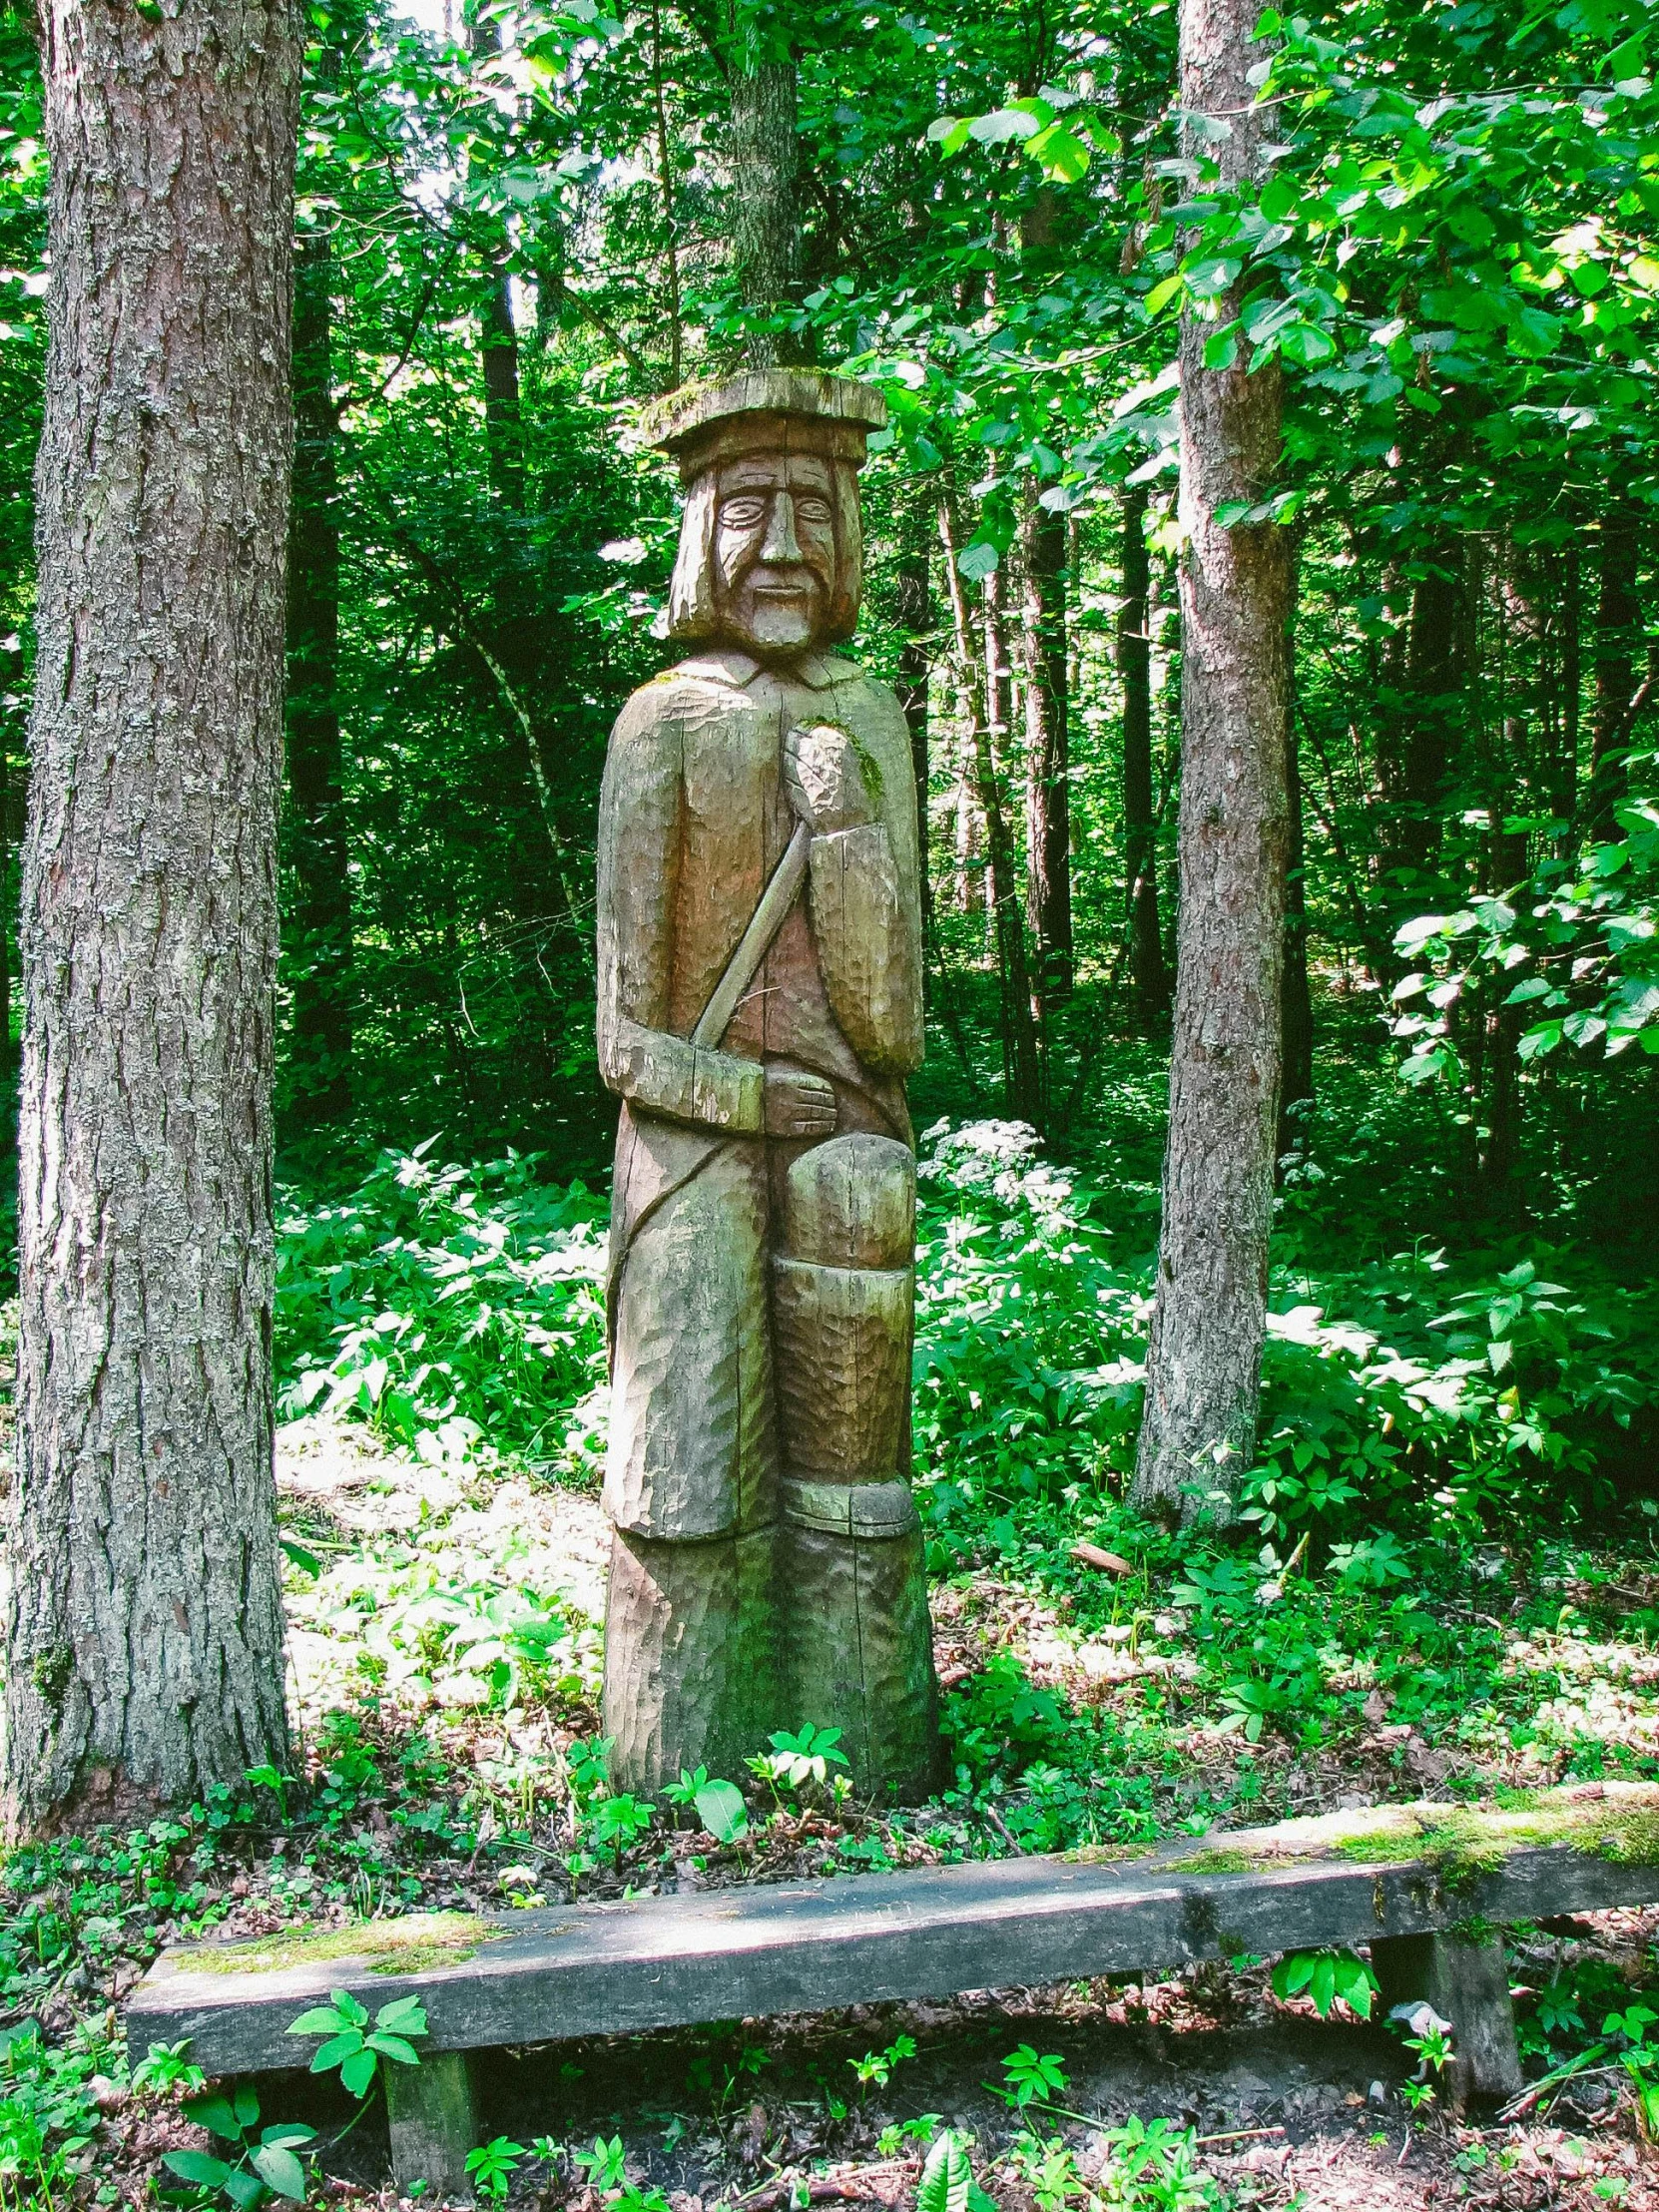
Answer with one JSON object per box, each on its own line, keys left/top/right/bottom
{"left": 285, "top": 224, "right": 353, "bottom": 1128}
{"left": 6, "top": 0, "right": 299, "bottom": 1834}
{"left": 1133, "top": 0, "right": 1293, "bottom": 1524}
{"left": 730, "top": 57, "right": 801, "bottom": 367}
{"left": 1119, "top": 481, "right": 1169, "bottom": 1027}
{"left": 1021, "top": 489, "right": 1072, "bottom": 1006}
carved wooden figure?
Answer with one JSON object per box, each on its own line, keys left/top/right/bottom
{"left": 596, "top": 371, "right": 939, "bottom": 1801}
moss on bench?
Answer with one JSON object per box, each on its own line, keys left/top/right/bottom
{"left": 177, "top": 1910, "right": 490, "bottom": 1977}
{"left": 1072, "top": 1781, "right": 1659, "bottom": 1890}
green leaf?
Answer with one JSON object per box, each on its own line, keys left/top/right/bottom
{"left": 1605, "top": 30, "right": 1646, "bottom": 78}
{"left": 917, "top": 2130, "right": 972, "bottom": 2212}
{"left": 251, "top": 2143, "right": 308, "bottom": 2202}
{"left": 1310, "top": 1954, "right": 1338, "bottom": 2016}
{"left": 956, "top": 541, "right": 999, "bottom": 582}
{"left": 260, "top": 2126, "right": 318, "bottom": 2149}
{"left": 374, "top": 1995, "right": 430, "bottom": 2038}
{"left": 224, "top": 2168, "right": 269, "bottom": 2211}
{"left": 969, "top": 108, "right": 1043, "bottom": 146}
{"left": 184, "top": 2094, "right": 246, "bottom": 2141}
{"left": 367, "top": 2033, "right": 423, "bottom": 2066}
{"left": 164, "top": 2152, "right": 237, "bottom": 2186}
{"left": 287, "top": 2006, "right": 345, "bottom": 2037}
{"left": 1204, "top": 329, "right": 1240, "bottom": 371}
{"left": 340, "top": 2045, "right": 379, "bottom": 2098}
{"left": 1144, "top": 274, "right": 1184, "bottom": 315}
{"left": 693, "top": 1778, "right": 750, "bottom": 1843}
{"left": 309, "top": 2030, "right": 364, "bottom": 2073}
{"left": 329, "top": 1989, "right": 369, "bottom": 2027}
{"left": 1027, "top": 124, "right": 1089, "bottom": 184}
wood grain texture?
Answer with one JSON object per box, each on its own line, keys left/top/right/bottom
{"left": 596, "top": 394, "right": 933, "bottom": 1799}
{"left": 129, "top": 1789, "right": 1659, "bottom": 2076}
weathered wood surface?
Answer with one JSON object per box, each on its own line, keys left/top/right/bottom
{"left": 128, "top": 1787, "right": 1659, "bottom": 2078}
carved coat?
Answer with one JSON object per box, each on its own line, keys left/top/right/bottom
{"left": 595, "top": 644, "right": 924, "bottom": 1540}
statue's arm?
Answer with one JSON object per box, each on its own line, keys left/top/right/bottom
{"left": 800, "top": 697, "right": 924, "bottom": 1077}
{"left": 596, "top": 697, "right": 765, "bottom": 1133}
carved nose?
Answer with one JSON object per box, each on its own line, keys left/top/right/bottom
{"left": 759, "top": 492, "right": 804, "bottom": 564}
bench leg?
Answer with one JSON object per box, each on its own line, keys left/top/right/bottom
{"left": 1371, "top": 1930, "right": 1523, "bottom": 2113}
{"left": 383, "top": 2050, "right": 479, "bottom": 2201}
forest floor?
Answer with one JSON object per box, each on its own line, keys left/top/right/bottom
{"left": 16, "top": 1416, "right": 1654, "bottom": 2212}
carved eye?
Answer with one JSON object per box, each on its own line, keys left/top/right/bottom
{"left": 719, "top": 496, "right": 769, "bottom": 528}
{"left": 794, "top": 495, "right": 832, "bottom": 524}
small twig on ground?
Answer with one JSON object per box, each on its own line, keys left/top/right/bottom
{"left": 732, "top": 2161, "right": 916, "bottom": 2211}
{"left": 1071, "top": 1541, "right": 1134, "bottom": 1577}
{"left": 1196, "top": 2126, "right": 1286, "bottom": 2147}
{"left": 981, "top": 1805, "right": 1027, "bottom": 1855}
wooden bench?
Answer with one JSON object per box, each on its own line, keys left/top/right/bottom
{"left": 127, "top": 1783, "right": 1659, "bottom": 2198}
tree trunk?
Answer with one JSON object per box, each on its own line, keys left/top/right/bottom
{"left": 284, "top": 223, "right": 353, "bottom": 1128}
{"left": 940, "top": 497, "right": 1041, "bottom": 1124}
{"left": 1589, "top": 500, "right": 1641, "bottom": 832}
{"left": 479, "top": 260, "right": 526, "bottom": 510}
{"left": 1021, "top": 486, "right": 1072, "bottom": 1006}
{"left": 1279, "top": 572, "right": 1313, "bottom": 1160}
{"left": 894, "top": 522, "right": 932, "bottom": 944}
{"left": 1132, "top": 0, "right": 1293, "bottom": 1525}
{"left": 730, "top": 56, "right": 801, "bottom": 366}
{"left": 1119, "top": 479, "right": 1169, "bottom": 1027}
{"left": 8, "top": 0, "right": 298, "bottom": 1833}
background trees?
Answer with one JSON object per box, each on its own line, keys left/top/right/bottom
{"left": 0, "top": 0, "right": 1651, "bottom": 1557}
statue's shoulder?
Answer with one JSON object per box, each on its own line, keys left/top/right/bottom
{"left": 609, "top": 647, "right": 762, "bottom": 746}
{"left": 803, "top": 652, "right": 906, "bottom": 734}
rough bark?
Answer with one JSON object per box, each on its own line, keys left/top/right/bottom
{"left": 7, "top": 0, "right": 299, "bottom": 1832}
{"left": 1133, "top": 0, "right": 1293, "bottom": 1524}
{"left": 1021, "top": 487, "right": 1072, "bottom": 1006}
{"left": 730, "top": 57, "right": 801, "bottom": 368}
{"left": 284, "top": 222, "right": 353, "bottom": 1127}
{"left": 1119, "top": 480, "right": 1169, "bottom": 1027}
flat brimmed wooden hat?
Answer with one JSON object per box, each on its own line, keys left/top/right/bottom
{"left": 642, "top": 369, "right": 887, "bottom": 482}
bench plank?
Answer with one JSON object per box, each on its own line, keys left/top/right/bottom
{"left": 128, "top": 1785, "right": 1659, "bottom": 2079}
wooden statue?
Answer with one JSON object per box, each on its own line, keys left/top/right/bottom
{"left": 596, "top": 370, "right": 939, "bottom": 1801}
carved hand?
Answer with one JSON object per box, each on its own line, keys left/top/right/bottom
{"left": 764, "top": 1066, "right": 837, "bottom": 1139}
{"left": 784, "top": 721, "right": 877, "bottom": 835}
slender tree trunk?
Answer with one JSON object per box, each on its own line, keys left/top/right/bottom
{"left": 1480, "top": 789, "right": 1528, "bottom": 1211}
{"left": 649, "top": 0, "right": 682, "bottom": 386}
{"left": 1021, "top": 486, "right": 1072, "bottom": 1005}
{"left": 1132, "top": 0, "right": 1293, "bottom": 1525}
{"left": 1279, "top": 570, "right": 1313, "bottom": 1159}
{"left": 284, "top": 224, "right": 353, "bottom": 1128}
{"left": 479, "top": 262, "right": 526, "bottom": 509}
{"left": 894, "top": 522, "right": 933, "bottom": 945}
{"left": 1589, "top": 500, "right": 1641, "bottom": 832}
{"left": 7, "top": 0, "right": 298, "bottom": 1834}
{"left": 1119, "top": 479, "right": 1169, "bottom": 1026}
{"left": 940, "top": 498, "right": 1041, "bottom": 1123}
{"left": 730, "top": 54, "right": 801, "bottom": 366}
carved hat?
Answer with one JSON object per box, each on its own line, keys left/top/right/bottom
{"left": 644, "top": 369, "right": 887, "bottom": 485}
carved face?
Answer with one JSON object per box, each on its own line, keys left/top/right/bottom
{"left": 711, "top": 455, "right": 838, "bottom": 653}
